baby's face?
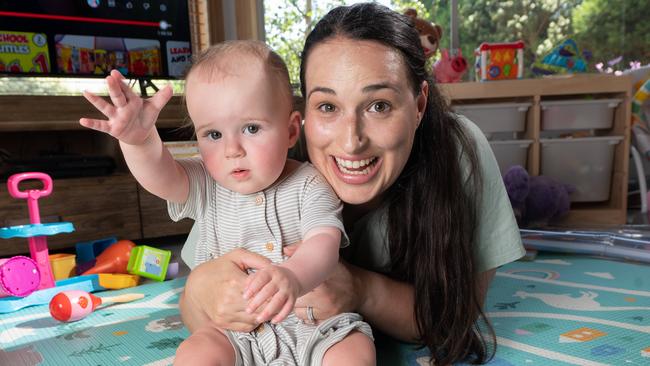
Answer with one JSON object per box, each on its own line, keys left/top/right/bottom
{"left": 185, "top": 68, "right": 298, "bottom": 195}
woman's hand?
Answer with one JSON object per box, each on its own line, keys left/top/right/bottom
{"left": 183, "top": 249, "right": 271, "bottom": 332}
{"left": 283, "top": 244, "right": 361, "bottom": 323}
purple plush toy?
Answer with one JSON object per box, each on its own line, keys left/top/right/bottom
{"left": 503, "top": 165, "right": 573, "bottom": 227}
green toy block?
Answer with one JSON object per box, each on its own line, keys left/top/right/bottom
{"left": 127, "top": 245, "right": 171, "bottom": 282}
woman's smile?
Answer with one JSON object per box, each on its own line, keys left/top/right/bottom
{"left": 330, "top": 155, "right": 381, "bottom": 183}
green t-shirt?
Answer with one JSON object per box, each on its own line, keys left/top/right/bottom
{"left": 341, "top": 115, "right": 524, "bottom": 274}
{"left": 181, "top": 116, "right": 524, "bottom": 272}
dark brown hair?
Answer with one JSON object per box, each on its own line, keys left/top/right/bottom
{"left": 300, "top": 3, "right": 494, "bottom": 364}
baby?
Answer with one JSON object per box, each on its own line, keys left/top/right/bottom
{"left": 80, "top": 40, "right": 373, "bottom": 365}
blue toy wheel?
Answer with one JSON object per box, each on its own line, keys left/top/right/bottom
{"left": 0, "top": 222, "right": 74, "bottom": 239}
{"left": 489, "top": 65, "right": 501, "bottom": 78}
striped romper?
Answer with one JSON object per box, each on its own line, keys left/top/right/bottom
{"left": 168, "top": 158, "right": 373, "bottom": 366}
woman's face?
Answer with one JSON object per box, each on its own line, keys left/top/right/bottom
{"left": 303, "top": 37, "right": 427, "bottom": 205}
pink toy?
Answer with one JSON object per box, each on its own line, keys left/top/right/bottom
{"left": 7, "top": 173, "right": 57, "bottom": 290}
{"left": 49, "top": 290, "right": 144, "bottom": 322}
{"left": 433, "top": 48, "right": 468, "bottom": 83}
{"left": 0, "top": 256, "right": 40, "bottom": 297}
{"left": 82, "top": 240, "right": 135, "bottom": 275}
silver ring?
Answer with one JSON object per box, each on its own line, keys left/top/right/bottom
{"left": 306, "top": 306, "right": 316, "bottom": 324}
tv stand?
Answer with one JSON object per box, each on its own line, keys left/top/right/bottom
{"left": 137, "top": 78, "right": 160, "bottom": 97}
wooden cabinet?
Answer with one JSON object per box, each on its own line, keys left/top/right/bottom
{"left": 139, "top": 186, "right": 194, "bottom": 239}
{"left": 440, "top": 74, "right": 632, "bottom": 226}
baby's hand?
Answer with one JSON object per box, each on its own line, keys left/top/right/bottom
{"left": 243, "top": 264, "right": 301, "bottom": 324}
{"left": 79, "top": 69, "right": 172, "bottom": 145}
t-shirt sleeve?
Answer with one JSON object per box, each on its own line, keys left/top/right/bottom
{"left": 459, "top": 116, "right": 525, "bottom": 273}
{"left": 167, "top": 158, "right": 209, "bottom": 222}
{"left": 300, "top": 168, "right": 350, "bottom": 247}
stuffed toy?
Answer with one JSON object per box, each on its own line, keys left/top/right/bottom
{"left": 503, "top": 165, "right": 573, "bottom": 228}
{"left": 433, "top": 48, "right": 468, "bottom": 83}
{"left": 404, "top": 8, "right": 442, "bottom": 60}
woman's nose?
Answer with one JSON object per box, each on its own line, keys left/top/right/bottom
{"left": 339, "top": 113, "right": 367, "bottom": 154}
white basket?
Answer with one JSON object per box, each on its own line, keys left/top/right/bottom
{"left": 489, "top": 139, "right": 533, "bottom": 175}
{"left": 541, "top": 98, "right": 621, "bottom": 131}
{"left": 454, "top": 102, "right": 531, "bottom": 138}
{"left": 540, "top": 136, "right": 623, "bottom": 202}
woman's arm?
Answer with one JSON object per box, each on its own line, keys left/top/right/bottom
{"left": 352, "top": 264, "right": 419, "bottom": 341}
{"left": 294, "top": 259, "right": 498, "bottom": 342}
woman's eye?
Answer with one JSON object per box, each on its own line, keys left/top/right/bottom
{"left": 369, "top": 101, "right": 390, "bottom": 113}
{"left": 244, "top": 124, "right": 260, "bottom": 134}
{"left": 207, "top": 131, "right": 222, "bottom": 140}
{"left": 317, "top": 103, "right": 336, "bottom": 113}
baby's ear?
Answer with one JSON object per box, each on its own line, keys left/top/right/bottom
{"left": 287, "top": 110, "right": 302, "bottom": 148}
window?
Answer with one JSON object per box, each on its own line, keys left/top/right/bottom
{"left": 263, "top": 0, "right": 649, "bottom": 83}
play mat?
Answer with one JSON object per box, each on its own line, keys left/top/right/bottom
{"left": 1, "top": 253, "right": 649, "bottom": 365}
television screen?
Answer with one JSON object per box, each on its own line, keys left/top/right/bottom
{"left": 0, "top": 0, "right": 192, "bottom": 79}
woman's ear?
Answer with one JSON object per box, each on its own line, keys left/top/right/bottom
{"left": 416, "top": 80, "right": 429, "bottom": 127}
{"left": 288, "top": 110, "right": 302, "bottom": 148}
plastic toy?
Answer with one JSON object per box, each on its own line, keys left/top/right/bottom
{"left": 49, "top": 290, "right": 144, "bottom": 322}
{"left": 75, "top": 236, "right": 117, "bottom": 265}
{"left": 0, "top": 173, "right": 74, "bottom": 290}
{"left": 632, "top": 78, "right": 650, "bottom": 126}
{"left": 531, "top": 39, "right": 588, "bottom": 76}
{"left": 0, "top": 173, "right": 105, "bottom": 313}
{"left": 0, "top": 256, "right": 40, "bottom": 297}
{"left": 165, "top": 261, "right": 180, "bottom": 280}
{"left": 0, "top": 274, "right": 103, "bottom": 313}
{"left": 98, "top": 273, "right": 140, "bottom": 289}
{"left": 82, "top": 240, "right": 136, "bottom": 275}
{"left": 433, "top": 48, "right": 468, "bottom": 83}
{"left": 404, "top": 8, "right": 442, "bottom": 60}
{"left": 127, "top": 245, "right": 171, "bottom": 281}
{"left": 503, "top": 165, "right": 573, "bottom": 228}
{"left": 475, "top": 41, "right": 524, "bottom": 81}
{"left": 49, "top": 253, "right": 76, "bottom": 280}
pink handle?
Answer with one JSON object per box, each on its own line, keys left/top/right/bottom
{"left": 7, "top": 172, "right": 53, "bottom": 224}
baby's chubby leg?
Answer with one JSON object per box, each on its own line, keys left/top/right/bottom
{"left": 174, "top": 325, "right": 236, "bottom": 366}
{"left": 176, "top": 291, "right": 236, "bottom": 365}
{"left": 322, "top": 331, "right": 376, "bottom": 366}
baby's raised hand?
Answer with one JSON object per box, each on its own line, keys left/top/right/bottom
{"left": 243, "top": 264, "right": 301, "bottom": 324}
{"left": 79, "top": 69, "right": 173, "bottom": 145}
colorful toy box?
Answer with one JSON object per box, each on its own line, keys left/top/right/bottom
{"left": 475, "top": 41, "right": 525, "bottom": 81}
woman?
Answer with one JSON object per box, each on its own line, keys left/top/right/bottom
{"left": 181, "top": 3, "right": 524, "bottom": 364}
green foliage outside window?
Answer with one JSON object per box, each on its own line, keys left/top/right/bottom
{"left": 264, "top": 0, "right": 649, "bottom": 84}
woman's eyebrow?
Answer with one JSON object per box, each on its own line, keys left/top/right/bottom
{"left": 362, "top": 82, "right": 398, "bottom": 93}
{"left": 307, "top": 86, "right": 335, "bottom": 99}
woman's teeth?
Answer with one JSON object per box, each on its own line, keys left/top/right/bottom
{"left": 335, "top": 157, "right": 377, "bottom": 175}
